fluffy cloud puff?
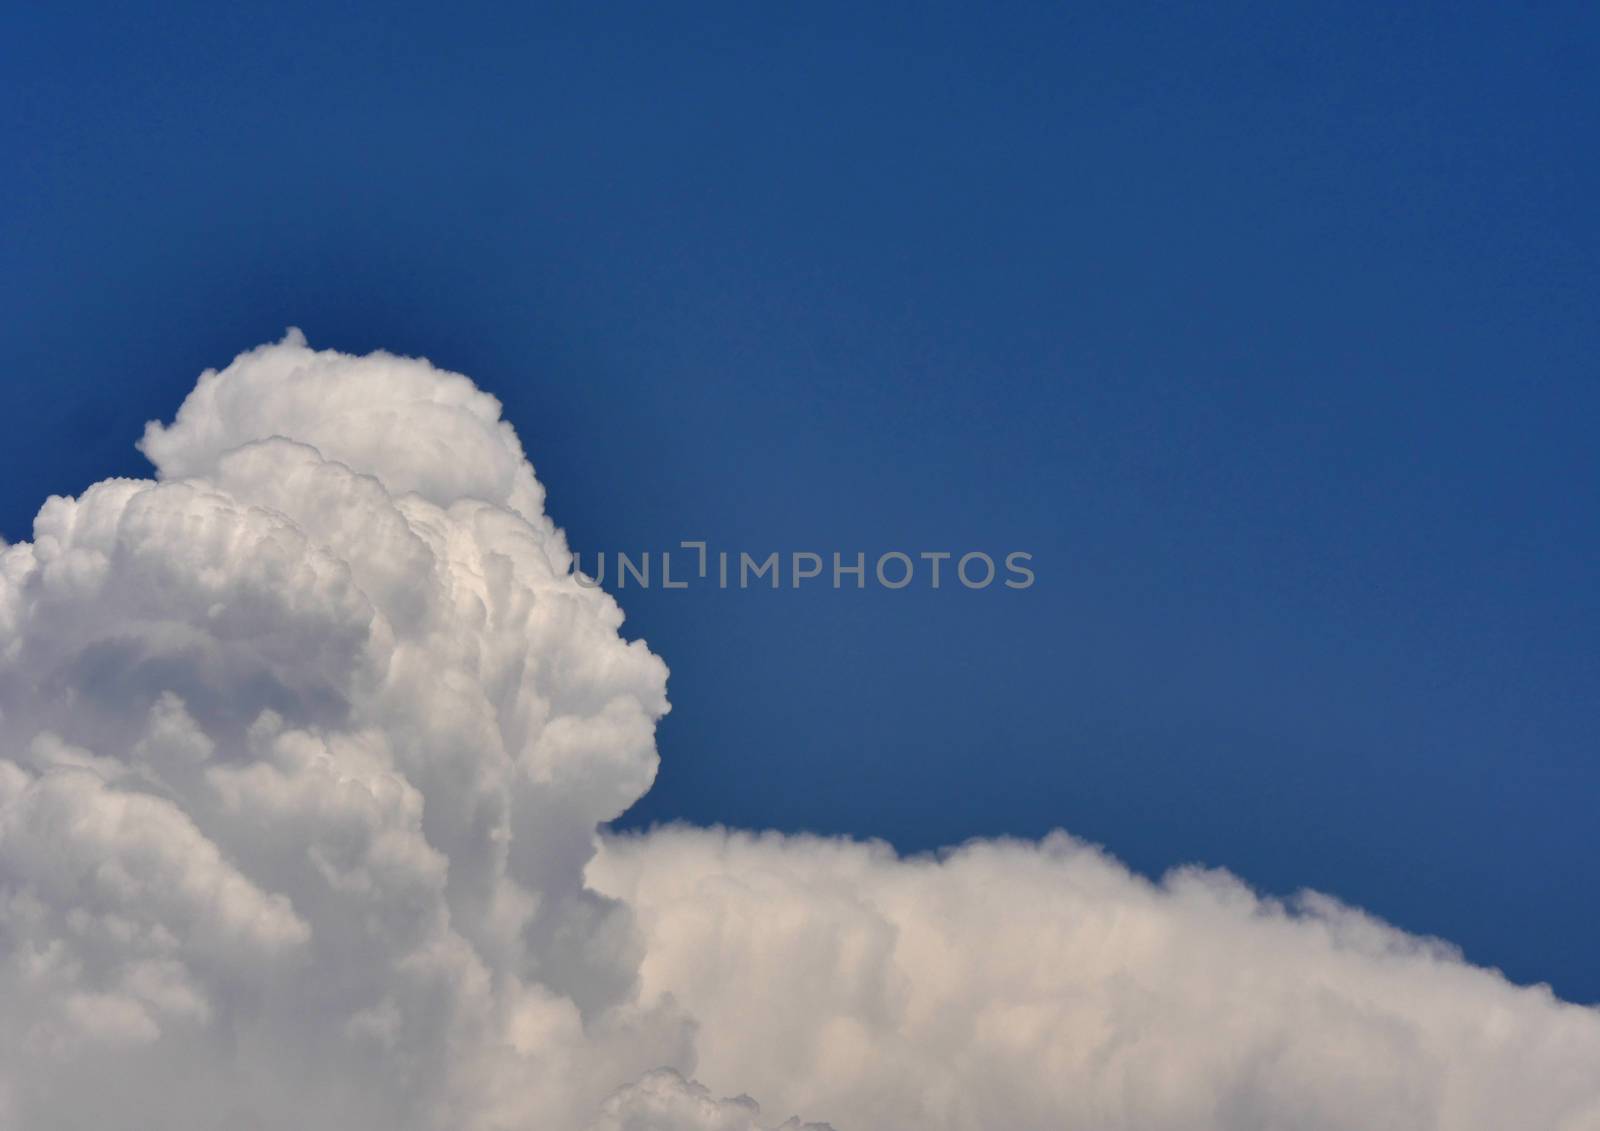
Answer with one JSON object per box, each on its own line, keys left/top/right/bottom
{"left": 2, "top": 332, "right": 1598, "bottom": 1130}
{"left": 588, "top": 1069, "right": 832, "bottom": 1131}
{"left": 0, "top": 333, "right": 696, "bottom": 1130}
{"left": 595, "top": 829, "right": 1600, "bottom": 1131}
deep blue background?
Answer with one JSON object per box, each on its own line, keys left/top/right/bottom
{"left": 4, "top": 4, "right": 1597, "bottom": 999}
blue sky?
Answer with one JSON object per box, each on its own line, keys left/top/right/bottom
{"left": 4, "top": 0, "right": 1597, "bottom": 1005}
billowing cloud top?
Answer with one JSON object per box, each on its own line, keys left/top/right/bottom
{"left": 139, "top": 329, "right": 550, "bottom": 525}
{"left": 1, "top": 334, "right": 1597, "bottom": 1130}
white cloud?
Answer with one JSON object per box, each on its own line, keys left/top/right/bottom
{"left": 588, "top": 1068, "right": 833, "bottom": 1131}
{"left": 594, "top": 828, "right": 1600, "bottom": 1130}
{"left": 1, "top": 332, "right": 684, "bottom": 1129}
{"left": 1, "top": 331, "right": 1596, "bottom": 1130}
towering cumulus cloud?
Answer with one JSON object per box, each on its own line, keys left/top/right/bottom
{"left": 0, "top": 333, "right": 1596, "bottom": 1130}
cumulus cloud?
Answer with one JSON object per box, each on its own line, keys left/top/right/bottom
{"left": 595, "top": 829, "right": 1600, "bottom": 1131}
{"left": 0, "top": 332, "right": 688, "bottom": 1129}
{"left": 588, "top": 1069, "right": 833, "bottom": 1131}
{"left": 1, "top": 331, "right": 1597, "bottom": 1130}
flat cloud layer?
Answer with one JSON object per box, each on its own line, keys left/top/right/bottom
{"left": 0, "top": 333, "right": 1596, "bottom": 1130}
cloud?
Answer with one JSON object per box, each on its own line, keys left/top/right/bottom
{"left": 594, "top": 828, "right": 1600, "bottom": 1130}
{"left": 1, "top": 332, "right": 1597, "bottom": 1130}
{"left": 1, "top": 332, "right": 686, "bottom": 1129}
{"left": 588, "top": 1069, "right": 833, "bottom": 1131}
